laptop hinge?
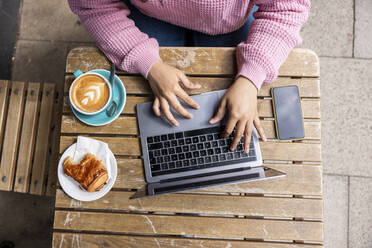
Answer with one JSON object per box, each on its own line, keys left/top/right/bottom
{"left": 159, "top": 166, "right": 252, "bottom": 183}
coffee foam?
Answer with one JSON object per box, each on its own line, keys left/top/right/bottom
{"left": 71, "top": 74, "right": 110, "bottom": 113}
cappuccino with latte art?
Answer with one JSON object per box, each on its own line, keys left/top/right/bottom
{"left": 70, "top": 73, "right": 111, "bottom": 115}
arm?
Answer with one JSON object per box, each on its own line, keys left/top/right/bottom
{"left": 68, "top": 0, "right": 200, "bottom": 124}
{"left": 236, "top": 0, "right": 311, "bottom": 89}
{"left": 211, "top": 0, "right": 310, "bottom": 152}
{"left": 68, "top": 0, "right": 160, "bottom": 78}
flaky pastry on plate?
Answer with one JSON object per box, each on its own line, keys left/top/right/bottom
{"left": 63, "top": 153, "right": 108, "bottom": 192}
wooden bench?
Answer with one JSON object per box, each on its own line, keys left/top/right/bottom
{"left": 53, "top": 46, "right": 323, "bottom": 247}
{"left": 0, "top": 81, "right": 63, "bottom": 196}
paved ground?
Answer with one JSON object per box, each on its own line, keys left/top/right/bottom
{"left": 0, "top": 0, "right": 21, "bottom": 79}
{"left": 1, "top": 0, "right": 371, "bottom": 247}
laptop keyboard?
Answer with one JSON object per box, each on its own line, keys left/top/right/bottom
{"left": 146, "top": 126, "right": 257, "bottom": 177}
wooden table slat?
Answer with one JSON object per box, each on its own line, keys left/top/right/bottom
{"left": 53, "top": 233, "right": 323, "bottom": 248}
{"left": 55, "top": 189, "right": 323, "bottom": 219}
{"left": 66, "top": 47, "right": 319, "bottom": 78}
{"left": 0, "top": 82, "right": 26, "bottom": 191}
{"left": 63, "top": 97, "right": 321, "bottom": 119}
{"left": 14, "top": 83, "right": 41, "bottom": 193}
{"left": 54, "top": 210, "right": 323, "bottom": 242}
{"left": 64, "top": 75, "right": 320, "bottom": 98}
{"left": 0, "top": 80, "right": 10, "bottom": 151}
{"left": 46, "top": 85, "right": 64, "bottom": 196}
{"left": 30, "top": 83, "right": 55, "bottom": 195}
{"left": 61, "top": 115, "right": 321, "bottom": 140}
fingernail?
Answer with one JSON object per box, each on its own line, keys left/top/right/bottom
{"left": 175, "top": 122, "right": 179, "bottom": 127}
{"left": 196, "top": 105, "right": 200, "bottom": 109}
{"left": 209, "top": 119, "right": 215, "bottom": 124}
{"left": 195, "top": 84, "right": 201, "bottom": 88}
{"left": 263, "top": 135, "right": 267, "bottom": 142}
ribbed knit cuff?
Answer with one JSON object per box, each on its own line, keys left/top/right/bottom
{"left": 134, "top": 47, "right": 162, "bottom": 79}
{"left": 236, "top": 61, "right": 267, "bottom": 91}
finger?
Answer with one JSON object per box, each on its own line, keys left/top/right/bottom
{"left": 209, "top": 98, "right": 227, "bottom": 124}
{"left": 231, "top": 120, "right": 245, "bottom": 151}
{"left": 253, "top": 115, "right": 267, "bottom": 142}
{"left": 178, "top": 73, "right": 201, "bottom": 89}
{"left": 152, "top": 97, "right": 161, "bottom": 116}
{"left": 167, "top": 94, "right": 193, "bottom": 119}
{"left": 222, "top": 113, "right": 238, "bottom": 139}
{"left": 160, "top": 98, "right": 179, "bottom": 126}
{"left": 244, "top": 121, "right": 253, "bottom": 153}
{"left": 176, "top": 89, "right": 200, "bottom": 109}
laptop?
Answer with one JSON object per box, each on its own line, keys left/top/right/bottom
{"left": 131, "top": 90, "right": 285, "bottom": 199}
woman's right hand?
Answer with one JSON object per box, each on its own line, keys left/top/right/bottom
{"left": 147, "top": 61, "right": 201, "bottom": 126}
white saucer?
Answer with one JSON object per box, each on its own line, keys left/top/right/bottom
{"left": 57, "top": 143, "right": 117, "bottom": 201}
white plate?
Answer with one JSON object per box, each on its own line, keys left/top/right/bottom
{"left": 57, "top": 143, "right": 117, "bottom": 201}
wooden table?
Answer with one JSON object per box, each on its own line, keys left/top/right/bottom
{"left": 53, "top": 47, "right": 323, "bottom": 247}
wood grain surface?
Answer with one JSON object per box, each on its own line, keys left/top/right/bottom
{"left": 0, "top": 82, "right": 62, "bottom": 195}
{"left": 53, "top": 233, "right": 322, "bottom": 248}
{"left": 0, "top": 82, "right": 25, "bottom": 191}
{"left": 64, "top": 75, "right": 320, "bottom": 98}
{"left": 46, "top": 84, "right": 64, "bottom": 196}
{"left": 54, "top": 210, "right": 323, "bottom": 241}
{"left": 0, "top": 80, "right": 10, "bottom": 152}
{"left": 14, "top": 83, "right": 41, "bottom": 193}
{"left": 30, "top": 83, "right": 55, "bottom": 195}
{"left": 60, "top": 115, "right": 321, "bottom": 140}
{"left": 55, "top": 189, "right": 322, "bottom": 219}
{"left": 66, "top": 47, "right": 319, "bottom": 77}
{"left": 63, "top": 96, "right": 320, "bottom": 119}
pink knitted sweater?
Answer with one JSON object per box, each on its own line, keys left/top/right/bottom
{"left": 68, "top": 0, "right": 310, "bottom": 90}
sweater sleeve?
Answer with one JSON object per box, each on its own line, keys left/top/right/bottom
{"left": 236, "top": 0, "right": 310, "bottom": 90}
{"left": 68, "top": 0, "right": 161, "bottom": 78}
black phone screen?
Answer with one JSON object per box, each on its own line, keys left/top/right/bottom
{"left": 271, "top": 86, "right": 305, "bottom": 140}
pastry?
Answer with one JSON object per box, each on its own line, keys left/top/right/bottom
{"left": 63, "top": 153, "right": 108, "bottom": 192}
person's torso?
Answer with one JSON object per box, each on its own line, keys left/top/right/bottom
{"left": 131, "top": 0, "right": 253, "bottom": 35}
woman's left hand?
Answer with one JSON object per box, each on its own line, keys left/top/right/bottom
{"left": 209, "top": 77, "right": 267, "bottom": 153}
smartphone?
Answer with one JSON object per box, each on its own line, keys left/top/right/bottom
{"left": 271, "top": 85, "right": 305, "bottom": 140}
